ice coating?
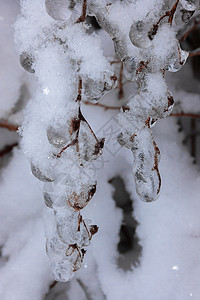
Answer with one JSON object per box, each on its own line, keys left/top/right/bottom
{"left": 89, "top": 1, "right": 187, "bottom": 202}
{"left": 15, "top": 0, "right": 115, "bottom": 281}
{"left": 14, "top": 0, "right": 199, "bottom": 282}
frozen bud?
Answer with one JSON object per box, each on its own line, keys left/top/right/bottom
{"left": 19, "top": 52, "right": 35, "bottom": 73}
{"left": 47, "top": 125, "right": 69, "bottom": 148}
{"left": 180, "top": 0, "right": 197, "bottom": 11}
{"left": 31, "top": 163, "right": 53, "bottom": 182}
{"left": 45, "top": 0, "right": 72, "bottom": 21}
{"left": 123, "top": 56, "right": 137, "bottom": 81}
{"left": 134, "top": 169, "right": 161, "bottom": 202}
{"left": 67, "top": 183, "right": 97, "bottom": 211}
{"left": 131, "top": 129, "right": 161, "bottom": 202}
{"left": 129, "top": 21, "right": 152, "bottom": 49}
{"left": 89, "top": 224, "right": 98, "bottom": 236}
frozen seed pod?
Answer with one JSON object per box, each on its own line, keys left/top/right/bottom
{"left": 31, "top": 163, "right": 53, "bottom": 182}
{"left": 47, "top": 125, "right": 69, "bottom": 148}
{"left": 131, "top": 129, "right": 161, "bottom": 202}
{"left": 65, "top": 244, "right": 84, "bottom": 272}
{"left": 67, "top": 184, "right": 97, "bottom": 211}
{"left": 83, "top": 72, "right": 117, "bottom": 103}
{"left": 129, "top": 20, "right": 152, "bottom": 49}
{"left": 134, "top": 169, "right": 161, "bottom": 202}
{"left": 19, "top": 52, "right": 35, "bottom": 73}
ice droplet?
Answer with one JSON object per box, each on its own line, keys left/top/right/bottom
{"left": 129, "top": 21, "right": 152, "bottom": 49}
{"left": 47, "top": 125, "right": 69, "bottom": 148}
{"left": 167, "top": 47, "right": 189, "bottom": 72}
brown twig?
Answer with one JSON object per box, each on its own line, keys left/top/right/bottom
{"left": 78, "top": 107, "right": 99, "bottom": 142}
{"left": 136, "top": 61, "right": 149, "bottom": 74}
{"left": 148, "top": 12, "right": 170, "bottom": 40}
{"left": 189, "top": 51, "right": 200, "bottom": 57}
{"left": 57, "top": 139, "right": 77, "bottom": 158}
{"left": 110, "top": 60, "right": 121, "bottom": 65}
{"left": 118, "top": 62, "right": 124, "bottom": 99}
{"left": 49, "top": 281, "right": 58, "bottom": 289}
{"left": 168, "top": 0, "right": 179, "bottom": 25}
{"left": 171, "top": 112, "right": 200, "bottom": 119}
{"left": 76, "top": 78, "right": 83, "bottom": 102}
{"left": 0, "top": 143, "right": 18, "bottom": 157}
{"left": 76, "top": 0, "right": 87, "bottom": 23}
{"left": 148, "top": 0, "right": 179, "bottom": 39}
{"left": 84, "top": 101, "right": 200, "bottom": 120}
{"left": 0, "top": 121, "right": 19, "bottom": 131}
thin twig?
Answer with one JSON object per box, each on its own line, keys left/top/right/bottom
{"left": 83, "top": 101, "right": 126, "bottom": 110}
{"left": 0, "top": 121, "right": 19, "bottom": 131}
{"left": 76, "top": 0, "right": 87, "bottom": 23}
{"left": 84, "top": 101, "right": 200, "bottom": 120}
{"left": 110, "top": 60, "right": 121, "bottom": 65}
{"left": 118, "top": 62, "right": 124, "bottom": 99}
{"left": 0, "top": 143, "right": 18, "bottom": 157}
{"left": 49, "top": 281, "right": 58, "bottom": 289}
{"left": 136, "top": 61, "right": 149, "bottom": 74}
{"left": 168, "top": 0, "right": 179, "bottom": 24}
{"left": 76, "top": 78, "right": 83, "bottom": 102}
{"left": 148, "top": 0, "right": 179, "bottom": 39}
{"left": 57, "top": 139, "right": 77, "bottom": 158}
{"left": 171, "top": 112, "right": 200, "bottom": 119}
{"left": 189, "top": 51, "right": 200, "bottom": 57}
